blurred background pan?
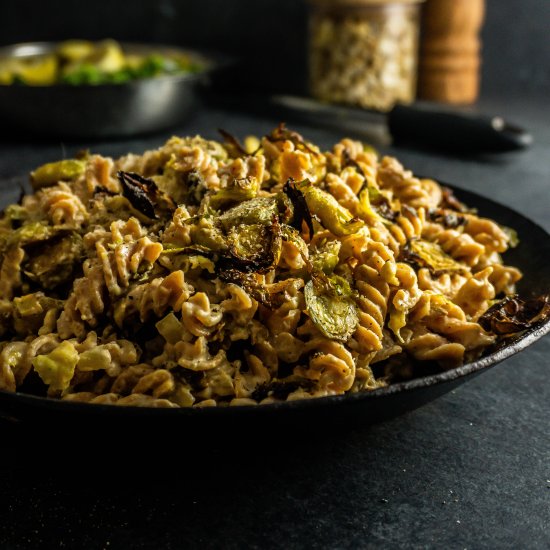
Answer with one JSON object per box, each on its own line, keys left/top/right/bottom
{"left": 0, "top": 41, "right": 216, "bottom": 140}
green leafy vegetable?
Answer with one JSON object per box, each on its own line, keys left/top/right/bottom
{"left": 11, "top": 222, "right": 59, "bottom": 246}
{"left": 305, "top": 274, "right": 358, "bottom": 341}
{"left": 24, "top": 233, "right": 83, "bottom": 289}
{"left": 401, "top": 240, "right": 465, "bottom": 274}
{"left": 31, "top": 159, "right": 85, "bottom": 189}
{"left": 310, "top": 239, "right": 341, "bottom": 274}
{"left": 218, "top": 197, "right": 279, "bottom": 230}
{"left": 220, "top": 219, "right": 282, "bottom": 274}
{"left": 209, "top": 177, "right": 259, "bottom": 208}
{"left": 297, "top": 180, "right": 364, "bottom": 237}
{"left": 218, "top": 129, "right": 249, "bottom": 157}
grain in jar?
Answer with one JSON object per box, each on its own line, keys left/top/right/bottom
{"left": 308, "top": 0, "right": 423, "bottom": 111}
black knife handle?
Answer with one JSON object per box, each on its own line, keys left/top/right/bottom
{"left": 388, "top": 102, "right": 533, "bottom": 152}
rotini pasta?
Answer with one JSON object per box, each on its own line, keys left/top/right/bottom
{"left": 0, "top": 126, "right": 537, "bottom": 408}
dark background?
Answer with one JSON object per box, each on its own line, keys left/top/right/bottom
{"left": 0, "top": 2, "right": 549, "bottom": 549}
{"left": 1, "top": 0, "right": 549, "bottom": 96}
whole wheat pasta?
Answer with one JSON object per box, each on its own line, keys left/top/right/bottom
{"left": 0, "top": 126, "right": 542, "bottom": 408}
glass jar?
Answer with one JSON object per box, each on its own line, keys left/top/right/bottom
{"left": 308, "top": 0, "right": 423, "bottom": 111}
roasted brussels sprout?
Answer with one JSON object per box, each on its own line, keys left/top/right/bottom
{"left": 305, "top": 273, "right": 358, "bottom": 341}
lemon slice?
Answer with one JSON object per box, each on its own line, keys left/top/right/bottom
{"left": 15, "top": 55, "right": 58, "bottom": 85}
{"left": 87, "top": 39, "right": 125, "bottom": 73}
{"left": 56, "top": 40, "right": 95, "bottom": 62}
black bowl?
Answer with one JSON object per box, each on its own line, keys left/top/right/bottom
{"left": 0, "top": 183, "right": 548, "bottom": 429}
{"left": 0, "top": 42, "right": 215, "bottom": 139}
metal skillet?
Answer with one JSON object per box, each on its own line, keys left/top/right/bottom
{"left": 0, "top": 41, "right": 215, "bottom": 139}
{"left": 0, "top": 182, "right": 548, "bottom": 431}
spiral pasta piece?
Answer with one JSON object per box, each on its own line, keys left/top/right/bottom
{"left": 39, "top": 182, "right": 88, "bottom": 227}
{"left": 57, "top": 262, "right": 106, "bottom": 339}
{"left": 422, "top": 222, "right": 486, "bottom": 267}
{"left": 295, "top": 339, "right": 356, "bottom": 394}
{"left": 377, "top": 156, "right": 432, "bottom": 208}
{"left": 387, "top": 206, "right": 425, "bottom": 254}
{"left": 463, "top": 214, "right": 511, "bottom": 254}
{"left": 405, "top": 330, "right": 465, "bottom": 369}
{"left": 487, "top": 262, "right": 522, "bottom": 295}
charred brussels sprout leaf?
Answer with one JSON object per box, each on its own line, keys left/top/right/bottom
{"left": 283, "top": 179, "right": 314, "bottom": 237}
{"left": 427, "top": 208, "right": 467, "bottom": 229}
{"left": 118, "top": 171, "right": 157, "bottom": 219}
{"left": 220, "top": 218, "right": 282, "bottom": 274}
{"left": 184, "top": 171, "right": 208, "bottom": 206}
{"left": 10, "top": 222, "right": 64, "bottom": 247}
{"left": 24, "top": 233, "right": 83, "bottom": 289}
{"left": 117, "top": 171, "right": 176, "bottom": 219}
{"left": 305, "top": 275, "right": 358, "bottom": 341}
{"left": 310, "top": 239, "right": 341, "bottom": 274}
{"left": 31, "top": 159, "right": 85, "bottom": 189}
{"left": 219, "top": 197, "right": 279, "bottom": 230}
{"left": 218, "top": 129, "right": 249, "bottom": 157}
{"left": 479, "top": 294, "right": 550, "bottom": 336}
{"left": 441, "top": 186, "right": 469, "bottom": 213}
{"left": 218, "top": 270, "right": 302, "bottom": 310}
{"left": 358, "top": 183, "right": 397, "bottom": 223}
{"left": 186, "top": 216, "right": 228, "bottom": 252}
{"left": 297, "top": 180, "right": 364, "bottom": 237}
{"left": 401, "top": 240, "right": 465, "bottom": 274}
{"left": 218, "top": 269, "right": 275, "bottom": 308}
{"left": 209, "top": 177, "right": 259, "bottom": 208}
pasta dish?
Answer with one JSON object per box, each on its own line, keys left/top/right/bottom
{"left": 0, "top": 126, "right": 544, "bottom": 408}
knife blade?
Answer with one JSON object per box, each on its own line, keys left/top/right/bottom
{"left": 268, "top": 95, "right": 533, "bottom": 153}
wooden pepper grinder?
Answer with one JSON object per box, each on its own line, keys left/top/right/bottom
{"left": 418, "top": 0, "right": 485, "bottom": 104}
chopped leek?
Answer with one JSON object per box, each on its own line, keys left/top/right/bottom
{"left": 33, "top": 341, "right": 79, "bottom": 391}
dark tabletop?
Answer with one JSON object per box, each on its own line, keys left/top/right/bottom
{"left": 0, "top": 94, "right": 549, "bottom": 550}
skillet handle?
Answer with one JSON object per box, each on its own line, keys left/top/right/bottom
{"left": 388, "top": 102, "right": 533, "bottom": 153}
